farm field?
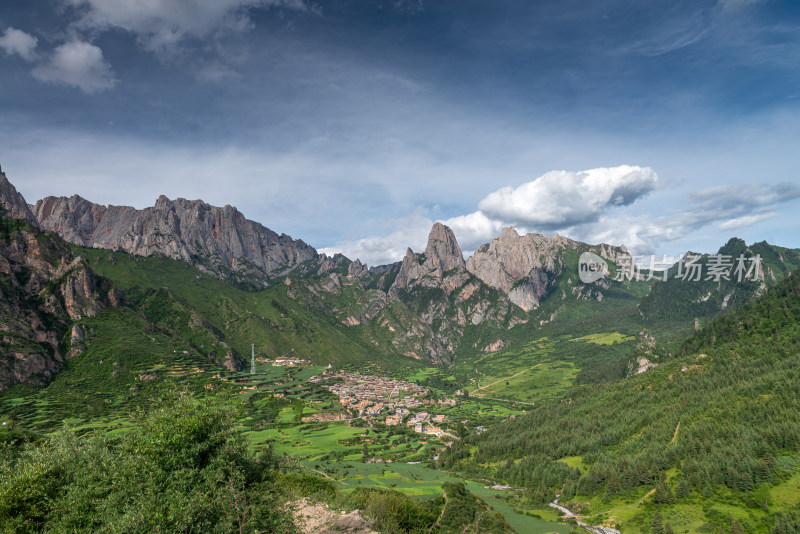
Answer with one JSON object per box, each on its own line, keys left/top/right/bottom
{"left": 306, "top": 460, "right": 573, "bottom": 533}
{"left": 572, "top": 332, "right": 636, "bottom": 345}
{"left": 451, "top": 335, "right": 628, "bottom": 404}
{"left": 248, "top": 423, "right": 366, "bottom": 458}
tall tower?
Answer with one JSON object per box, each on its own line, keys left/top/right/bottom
{"left": 250, "top": 344, "right": 256, "bottom": 375}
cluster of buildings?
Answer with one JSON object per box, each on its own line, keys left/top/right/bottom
{"left": 310, "top": 371, "right": 428, "bottom": 409}
{"left": 384, "top": 410, "right": 448, "bottom": 436}
{"left": 307, "top": 371, "right": 456, "bottom": 438}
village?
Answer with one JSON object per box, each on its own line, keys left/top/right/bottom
{"left": 308, "top": 371, "right": 458, "bottom": 437}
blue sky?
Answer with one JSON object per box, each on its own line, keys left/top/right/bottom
{"left": 1, "top": 0, "right": 799, "bottom": 265}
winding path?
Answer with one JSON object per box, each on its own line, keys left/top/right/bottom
{"left": 474, "top": 364, "right": 541, "bottom": 392}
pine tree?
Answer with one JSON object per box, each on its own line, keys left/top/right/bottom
{"left": 675, "top": 479, "right": 690, "bottom": 499}
{"left": 731, "top": 519, "right": 745, "bottom": 534}
{"left": 654, "top": 481, "right": 676, "bottom": 504}
{"left": 608, "top": 470, "right": 621, "bottom": 491}
{"left": 652, "top": 510, "right": 664, "bottom": 534}
{"left": 665, "top": 523, "right": 675, "bottom": 534}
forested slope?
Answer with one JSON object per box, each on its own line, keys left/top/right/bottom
{"left": 441, "top": 271, "right": 800, "bottom": 533}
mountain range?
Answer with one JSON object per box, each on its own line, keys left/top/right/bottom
{"left": 4, "top": 169, "right": 800, "bottom": 534}
{"left": 32, "top": 191, "right": 317, "bottom": 288}
{"left": 2, "top": 169, "right": 799, "bottom": 392}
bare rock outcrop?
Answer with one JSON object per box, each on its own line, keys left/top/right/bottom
{"left": 466, "top": 227, "right": 566, "bottom": 310}
{"left": 379, "top": 223, "right": 523, "bottom": 363}
{"left": 467, "top": 227, "right": 626, "bottom": 310}
{"left": 347, "top": 259, "right": 372, "bottom": 283}
{"left": 32, "top": 193, "right": 317, "bottom": 287}
{"left": 0, "top": 170, "right": 38, "bottom": 225}
{"left": 0, "top": 210, "right": 120, "bottom": 390}
{"left": 293, "top": 499, "right": 378, "bottom": 534}
{"left": 392, "top": 222, "right": 468, "bottom": 293}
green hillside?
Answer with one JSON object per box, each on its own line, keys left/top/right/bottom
{"left": 440, "top": 270, "right": 800, "bottom": 533}
{"left": 639, "top": 238, "right": 800, "bottom": 322}
{"left": 0, "top": 245, "right": 432, "bottom": 433}
{"left": 75, "top": 247, "right": 427, "bottom": 372}
{"left": 3, "top": 220, "right": 800, "bottom": 533}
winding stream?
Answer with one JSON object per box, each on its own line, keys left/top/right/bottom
{"left": 548, "top": 497, "right": 621, "bottom": 534}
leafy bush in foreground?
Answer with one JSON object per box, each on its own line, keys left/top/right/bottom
{"left": 0, "top": 392, "right": 296, "bottom": 533}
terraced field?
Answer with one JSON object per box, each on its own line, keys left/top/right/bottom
{"left": 306, "top": 461, "right": 573, "bottom": 533}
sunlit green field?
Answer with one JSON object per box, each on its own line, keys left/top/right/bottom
{"left": 572, "top": 332, "right": 636, "bottom": 345}
{"left": 306, "top": 461, "right": 573, "bottom": 533}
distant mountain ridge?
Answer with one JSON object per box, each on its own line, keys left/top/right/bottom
{"left": 279, "top": 223, "right": 527, "bottom": 364}
{"left": 32, "top": 192, "right": 317, "bottom": 288}
{"left": 21, "top": 171, "right": 628, "bottom": 313}
{"left": 638, "top": 237, "right": 800, "bottom": 322}
{"left": 3, "top": 169, "right": 798, "bottom": 376}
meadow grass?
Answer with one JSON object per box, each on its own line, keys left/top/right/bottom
{"left": 572, "top": 332, "right": 636, "bottom": 345}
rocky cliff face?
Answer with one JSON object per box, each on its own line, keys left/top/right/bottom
{"left": 0, "top": 171, "right": 38, "bottom": 225}
{"left": 383, "top": 224, "right": 527, "bottom": 363}
{"left": 282, "top": 223, "right": 527, "bottom": 365}
{"left": 391, "top": 222, "right": 469, "bottom": 294}
{"left": 467, "top": 227, "right": 626, "bottom": 310}
{"left": 32, "top": 194, "right": 317, "bottom": 287}
{"left": 0, "top": 213, "right": 120, "bottom": 390}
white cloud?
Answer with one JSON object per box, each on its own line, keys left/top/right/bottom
{"left": 441, "top": 211, "right": 506, "bottom": 254}
{"left": 690, "top": 182, "right": 800, "bottom": 213}
{"left": 319, "top": 165, "right": 658, "bottom": 264}
{"left": 570, "top": 183, "right": 800, "bottom": 255}
{"left": 477, "top": 165, "right": 659, "bottom": 230}
{"left": 718, "top": 212, "right": 777, "bottom": 231}
{"left": 569, "top": 214, "right": 685, "bottom": 255}
{"left": 319, "top": 208, "right": 434, "bottom": 267}
{"left": 0, "top": 28, "right": 38, "bottom": 61}
{"left": 65, "top": 0, "right": 308, "bottom": 53}
{"left": 318, "top": 171, "right": 800, "bottom": 265}
{"left": 32, "top": 41, "right": 117, "bottom": 94}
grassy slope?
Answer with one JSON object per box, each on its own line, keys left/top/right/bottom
{"left": 450, "top": 238, "right": 800, "bottom": 408}
{"left": 448, "top": 251, "right": 681, "bottom": 402}
{"left": 0, "top": 247, "right": 426, "bottom": 432}
{"left": 76, "top": 247, "right": 425, "bottom": 372}
{"left": 6, "top": 235, "right": 798, "bottom": 532}
{"left": 444, "top": 271, "right": 800, "bottom": 533}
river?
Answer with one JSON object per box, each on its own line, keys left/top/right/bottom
{"left": 548, "top": 497, "right": 621, "bottom": 534}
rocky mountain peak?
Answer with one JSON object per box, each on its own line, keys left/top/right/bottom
{"left": 391, "top": 223, "right": 468, "bottom": 293}
{"left": 500, "top": 226, "right": 519, "bottom": 239}
{"left": 347, "top": 258, "right": 371, "bottom": 282}
{"left": 465, "top": 229, "right": 557, "bottom": 311}
{"left": 466, "top": 228, "right": 630, "bottom": 310}
{"left": 0, "top": 216, "right": 122, "bottom": 390}
{"left": 0, "top": 170, "right": 38, "bottom": 225}
{"left": 425, "top": 222, "right": 466, "bottom": 274}
{"left": 155, "top": 194, "right": 172, "bottom": 208}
